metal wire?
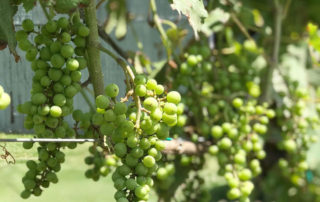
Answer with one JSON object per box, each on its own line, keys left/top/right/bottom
{"left": 0, "top": 138, "right": 98, "bottom": 143}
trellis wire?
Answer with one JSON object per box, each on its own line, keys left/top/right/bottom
{"left": 0, "top": 138, "right": 98, "bottom": 143}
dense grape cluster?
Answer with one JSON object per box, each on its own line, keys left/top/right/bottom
{"left": 16, "top": 15, "right": 89, "bottom": 198}
{"left": 84, "top": 77, "right": 181, "bottom": 201}
{"left": 0, "top": 85, "right": 11, "bottom": 110}
{"left": 276, "top": 83, "right": 319, "bottom": 186}
{"left": 209, "top": 99, "right": 275, "bottom": 201}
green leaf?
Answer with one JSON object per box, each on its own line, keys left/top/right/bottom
{"left": 171, "top": 0, "right": 208, "bottom": 38}
{"left": 0, "top": 1, "right": 19, "bottom": 61}
{"left": 200, "top": 8, "right": 230, "bottom": 36}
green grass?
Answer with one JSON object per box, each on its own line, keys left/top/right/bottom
{"left": 0, "top": 133, "right": 158, "bottom": 202}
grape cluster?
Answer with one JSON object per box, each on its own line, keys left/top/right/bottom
{"left": 276, "top": 84, "right": 319, "bottom": 186}
{"left": 87, "top": 77, "right": 181, "bottom": 202}
{"left": 16, "top": 16, "right": 89, "bottom": 198}
{"left": 208, "top": 99, "right": 275, "bottom": 201}
{"left": 0, "top": 85, "right": 11, "bottom": 110}
{"left": 171, "top": 41, "right": 262, "bottom": 139}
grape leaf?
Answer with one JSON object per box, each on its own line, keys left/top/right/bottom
{"left": 200, "top": 8, "right": 230, "bottom": 36}
{"left": 171, "top": 0, "right": 208, "bottom": 38}
{"left": 0, "top": 1, "right": 19, "bottom": 61}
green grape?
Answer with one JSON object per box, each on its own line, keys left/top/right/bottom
{"left": 142, "top": 155, "right": 155, "bottom": 168}
{"left": 22, "top": 19, "right": 34, "bottom": 32}
{"left": 57, "top": 17, "right": 69, "bottom": 29}
{"left": 15, "top": 30, "right": 28, "bottom": 41}
{"left": 166, "top": 91, "right": 181, "bottom": 104}
{"left": 50, "top": 106, "right": 62, "bottom": 117}
{"left": 114, "top": 102, "right": 128, "bottom": 115}
{"left": 66, "top": 58, "right": 79, "bottom": 71}
{"left": 134, "top": 75, "right": 146, "bottom": 85}
{"left": 135, "top": 85, "right": 147, "bottom": 97}
{"left": 105, "top": 83, "right": 119, "bottom": 98}
{"left": 78, "top": 25, "right": 90, "bottom": 37}
{"left": 45, "top": 21, "right": 58, "bottom": 33}
{"left": 163, "top": 103, "right": 177, "bottom": 115}
{"left": 96, "top": 95, "right": 110, "bottom": 109}
{"left": 60, "top": 45, "right": 74, "bottom": 58}
{"left": 143, "top": 97, "right": 158, "bottom": 111}
{"left": 114, "top": 143, "right": 127, "bottom": 157}
{"left": 146, "top": 79, "right": 157, "bottom": 90}
{"left": 61, "top": 32, "right": 71, "bottom": 43}
{"left": 53, "top": 94, "right": 66, "bottom": 106}
{"left": 0, "top": 92, "right": 11, "bottom": 110}
{"left": 50, "top": 54, "right": 65, "bottom": 68}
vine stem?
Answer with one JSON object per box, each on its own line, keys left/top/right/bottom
{"left": 39, "top": 1, "right": 51, "bottom": 20}
{"left": 260, "top": 0, "right": 283, "bottom": 103}
{"left": 150, "top": 0, "right": 172, "bottom": 60}
{"left": 97, "top": 44, "right": 142, "bottom": 128}
{"left": 85, "top": 0, "right": 104, "bottom": 97}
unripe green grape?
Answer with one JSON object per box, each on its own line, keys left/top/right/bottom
{"left": 104, "top": 109, "right": 116, "bottom": 122}
{"left": 95, "top": 95, "right": 110, "bottom": 109}
{"left": 50, "top": 106, "right": 62, "bottom": 117}
{"left": 227, "top": 187, "right": 241, "bottom": 200}
{"left": 57, "top": 17, "right": 69, "bottom": 29}
{"left": 22, "top": 19, "right": 34, "bottom": 32}
{"left": 18, "top": 40, "right": 32, "bottom": 51}
{"left": 71, "top": 71, "right": 81, "bottom": 82}
{"left": 25, "top": 47, "right": 38, "bottom": 61}
{"left": 127, "top": 135, "right": 139, "bottom": 148}
{"left": 50, "top": 54, "right": 65, "bottom": 68}
{"left": 283, "top": 139, "right": 296, "bottom": 152}
{"left": 166, "top": 91, "right": 181, "bottom": 104}
{"left": 66, "top": 58, "right": 79, "bottom": 71}
{"left": 145, "top": 79, "right": 157, "bottom": 90}
{"left": 31, "top": 93, "right": 47, "bottom": 105}
{"left": 238, "top": 169, "right": 252, "bottom": 181}
{"left": 218, "top": 137, "right": 232, "bottom": 150}
{"left": 114, "top": 102, "right": 128, "bottom": 115}
{"left": 135, "top": 186, "right": 149, "bottom": 199}
{"left": 46, "top": 172, "right": 58, "bottom": 183}
{"left": 20, "top": 190, "right": 31, "bottom": 199}
{"left": 187, "top": 55, "right": 197, "bottom": 66}
{"left": 73, "top": 36, "right": 86, "bottom": 47}
{"left": 65, "top": 85, "right": 78, "bottom": 98}
{"left": 155, "top": 85, "right": 164, "bottom": 95}
{"left": 140, "top": 138, "right": 151, "bottom": 150}
{"left": 60, "top": 45, "right": 74, "bottom": 58}
{"left": 23, "top": 142, "right": 33, "bottom": 150}
{"left": 0, "top": 92, "right": 11, "bottom": 110}
{"left": 50, "top": 41, "right": 62, "bottom": 53}
{"left": 232, "top": 98, "right": 243, "bottom": 108}
{"left": 114, "top": 143, "right": 127, "bottom": 157}
{"left": 53, "top": 83, "right": 64, "bottom": 93}
{"left": 45, "top": 21, "right": 57, "bottom": 33}
{"left": 77, "top": 57, "right": 87, "bottom": 69}
{"left": 78, "top": 25, "right": 90, "bottom": 37}
{"left": 53, "top": 94, "right": 66, "bottom": 107}
{"left": 15, "top": 30, "right": 28, "bottom": 41}
{"left": 105, "top": 83, "right": 119, "bottom": 98}
{"left": 176, "top": 115, "right": 187, "bottom": 127}
{"left": 143, "top": 97, "right": 158, "bottom": 111}
{"left": 135, "top": 85, "right": 147, "bottom": 97}
{"left": 162, "top": 113, "right": 177, "bottom": 125}
{"left": 60, "top": 75, "right": 72, "bottom": 86}
{"left": 163, "top": 103, "right": 177, "bottom": 115}
{"left": 156, "top": 167, "right": 168, "bottom": 180}
{"left": 60, "top": 32, "right": 71, "bottom": 43}
{"left": 151, "top": 108, "right": 162, "bottom": 122}
{"left": 134, "top": 75, "right": 146, "bottom": 85}
{"left": 211, "top": 125, "right": 223, "bottom": 139}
